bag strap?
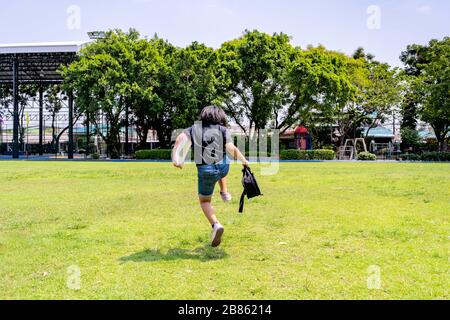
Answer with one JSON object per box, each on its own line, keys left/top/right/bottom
{"left": 239, "top": 166, "right": 253, "bottom": 213}
{"left": 239, "top": 190, "right": 246, "bottom": 213}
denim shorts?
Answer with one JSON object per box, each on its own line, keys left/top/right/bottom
{"left": 197, "top": 163, "right": 230, "bottom": 197}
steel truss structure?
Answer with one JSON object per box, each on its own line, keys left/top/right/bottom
{"left": 0, "top": 42, "right": 86, "bottom": 159}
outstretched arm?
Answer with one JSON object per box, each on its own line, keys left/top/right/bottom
{"left": 172, "top": 133, "right": 189, "bottom": 169}
{"left": 226, "top": 143, "right": 249, "bottom": 167}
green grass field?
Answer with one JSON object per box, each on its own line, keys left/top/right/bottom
{"left": 0, "top": 161, "right": 448, "bottom": 300}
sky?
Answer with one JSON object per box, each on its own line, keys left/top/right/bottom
{"left": 0, "top": 0, "right": 449, "bottom": 67}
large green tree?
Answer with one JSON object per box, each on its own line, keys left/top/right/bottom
{"left": 361, "top": 61, "right": 403, "bottom": 138}
{"left": 62, "top": 29, "right": 155, "bottom": 158}
{"left": 292, "top": 48, "right": 369, "bottom": 145}
{"left": 399, "top": 43, "right": 430, "bottom": 132}
{"left": 123, "top": 35, "right": 164, "bottom": 150}
{"left": 415, "top": 37, "right": 450, "bottom": 151}
{"left": 154, "top": 41, "right": 221, "bottom": 147}
{"left": 329, "top": 49, "right": 402, "bottom": 146}
{"left": 217, "top": 30, "right": 294, "bottom": 133}
{"left": 284, "top": 46, "right": 363, "bottom": 139}
{"left": 400, "top": 37, "right": 450, "bottom": 151}
{"left": 217, "top": 31, "right": 372, "bottom": 143}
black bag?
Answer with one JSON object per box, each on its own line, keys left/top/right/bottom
{"left": 239, "top": 166, "right": 262, "bottom": 213}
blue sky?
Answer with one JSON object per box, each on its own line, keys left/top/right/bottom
{"left": 0, "top": 0, "right": 448, "bottom": 66}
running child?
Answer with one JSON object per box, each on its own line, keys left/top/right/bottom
{"left": 172, "top": 105, "right": 249, "bottom": 247}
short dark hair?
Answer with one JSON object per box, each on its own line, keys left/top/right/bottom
{"left": 200, "top": 105, "right": 228, "bottom": 126}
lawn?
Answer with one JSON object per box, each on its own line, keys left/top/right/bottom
{"left": 0, "top": 161, "right": 448, "bottom": 300}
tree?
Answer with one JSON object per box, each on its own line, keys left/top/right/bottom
{"left": 169, "top": 42, "right": 222, "bottom": 129}
{"left": 400, "top": 44, "right": 430, "bottom": 77}
{"left": 330, "top": 49, "right": 403, "bottom": 146}
{"left": 353, "top": 47, "right": 375, "bottom": 62}
{"left": 145, "top": 39, "right": 221, "bottom": 148}
{"left": 305, "top": 50, "right": 368, "bottom": 146}
{"left": 400, "top": 127, "right": 421, "bottom": 152}
{"left": 62, "top": 29, "right": 145, "bottom": 158}
{"left": 361, "top": 61, "right": 402, "bottom": 139}
{"left": 284, "top": 46, "right": 364, "bottom": 140}
{"left": 0, "top": 85, "right": 11, "bottom": 153}
{"left": 217, "top": 32, "right": 375, "bottom": 147}
{"left": 123, "top": 35, "right": 165, "bottom": 150}
{"left": 399, "top": 43, "right": 431, "bottom": 133}
{"left": 44, "top": 85, "right": 82, "bottom": 154}
{"left": 44, "top": 85, "right": 65, "bottom": 152}
{"left": 1, "top": 85, "right": 38, "bottom": 148}
{"left": 415, "top": 37, "right": 450, "bottom": 151}
{"left": 217, "top": 30, "right": 294, "bottom": 133}
{"left": 400, "top": 77, "right": 420, "bottom": 131}
{"left": 400, "top": 37, "right": 450, "bottom": 151}
{"left": 0, "top": 84, "right": 12, "bottom": 121}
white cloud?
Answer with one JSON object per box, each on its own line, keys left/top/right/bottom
{"left": 416, "top": 5, "right": 432, "bottom": 14}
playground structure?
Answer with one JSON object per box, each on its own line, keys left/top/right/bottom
{"left": 337, "top": 138, "right": 401, "bottom": 160}
{"left": 370, "top": 141, "right": 401, "bottom": 160}
{"left": 337, "top": 138, "right": 368, "bottom": 160}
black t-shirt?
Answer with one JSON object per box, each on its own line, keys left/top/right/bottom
{"left": 184, "top": 123, "right": 232, "bottom": 166}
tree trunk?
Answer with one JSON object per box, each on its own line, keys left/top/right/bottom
{"left": 51, "top": 115, "right": 57, "bottom": 153}
{"left": 140, "top": 129, "right": 149, "bottom": 150}
{"left": 154, "top": 119, "right": 172, "bottom": 149}
{"left": 432, "top": 126, "right": 448, "bottom": 152}
{"left": 136, "top": 124, "right": 150, "bottom": 150}
{"left": 107, "top": 126, "right": 122, "bottom": 159}
{"left": 157, "top": 131, "right": 171, "bottom": 149}
{"left": 365, "top": 119, "right": 378, "bottom": 140}
{"left": 438, "top": 138, "right": 446, "bottom": 152}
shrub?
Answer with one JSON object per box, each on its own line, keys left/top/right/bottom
{"left": 357, "top": 152, "right": 377, "bottom": 161}
{"left": 245, "top": 151, "right": 272, "bottom": 158}
{"left": 420, "top": 152, "right": 450, "bottom": 162}
{"left": 400, "top": 153, "right": 421, "bottom": 161}
{"left": 280, "top": 150, "right": 300, "bottom": 160}
{"left": 135, "top": 149, "right": 172, "bottom": 160}
{"left": 92, "top": 153, "right": 100, "bottom": 160}
{"left": 321, "top": 145, "right": 334, "bottom": 151}
{"left": 400, "top": 128, "right": 421, "bottom": 148}
{"left": 280, "top": 149, "right": 335, "bottom": 160}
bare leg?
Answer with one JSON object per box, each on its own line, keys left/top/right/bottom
{"left": 199, "top": 196, "right": 218, "bottom": 226}
{"left": 219, "top": 177, "right": 228, "bottom": 193}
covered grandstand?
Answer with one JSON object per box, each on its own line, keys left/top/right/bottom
{"left": 0, "top": 42, "right": 85, "bottom": 159}
{"left": 0, "top": 41, "right": 152, "bottom": 159}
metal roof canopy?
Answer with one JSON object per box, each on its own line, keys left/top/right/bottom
{"left": 0, "top": 42, "right": 86, "bottom": 84}
{"left": 0, "top": 42, "right": 87, "bottom": 159}
{"left": 363, "top": 127, "right": 395, "bottom": 138}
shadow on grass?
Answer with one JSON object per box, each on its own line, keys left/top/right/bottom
{"left": 119, "top": 245, "right": 228, "bottom": 263}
